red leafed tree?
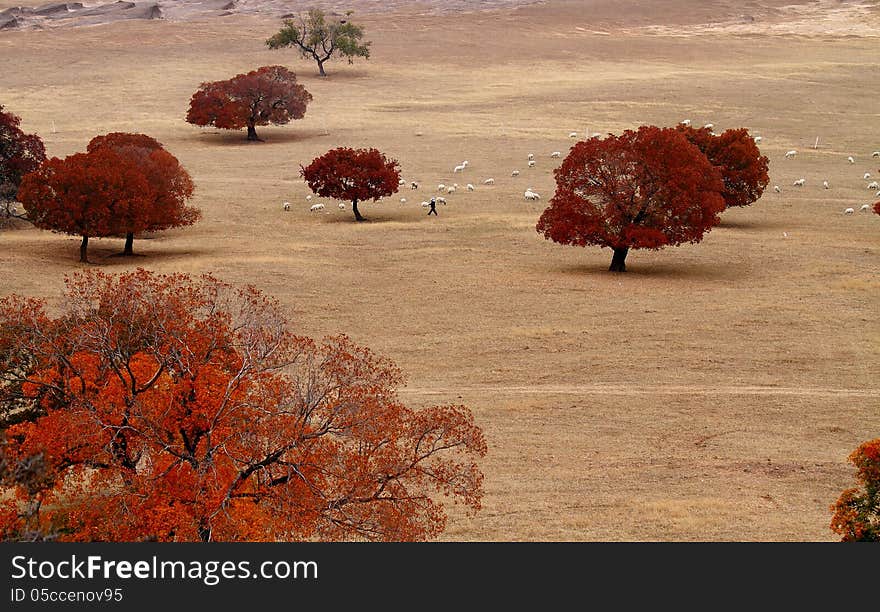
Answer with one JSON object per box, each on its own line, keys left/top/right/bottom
{"left": 0, "top": 105, "right": 46, "bottom": 222}
{"left": 536, "top": 126, "right": 725, "bottom": 272}
{"left": 874, "top": 200, "right": 879, "bottom": 216}
{"left": 301, "top": 147, "right": 400, "bottom": 221}
{"left": 16, "top": 148, "right": 151, "bottom": 263}
{"left": 86, "top": 133, "right": 199, "bottom": 255}
{"left": 186, "top": 66, "right": 312, "bottom": 141}
{"left": 676, "top": 125, "right": 770, "bottom": 208}
{"left": 0, "top": 269, "right": 486, "bottom": 542}
{"left": 830, "top": 438, "right": 880, "bottom": 542}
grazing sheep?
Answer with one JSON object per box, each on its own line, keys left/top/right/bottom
{"left": 703, "top": 123, "right": 714, "bottom": 130}
{"left": 511, "top": 170, "right": 520, "bottom": 176}
{"left": 483, "top": 178, "right": 495, "bottom": 185}
{"left": 282, "top": 201, "right": 291, "bottom": 211}
{"left": 847, "top": 156, "right": 855, "bottom": 163}
{"left": 872, "top": 151, "right": 880, "bottom": 158}
{"left": 550, "top": 151, "right": 561, "bottom": 158}
{"left": 310, "top": 203, "right": 325, "bottom": 212}
{"left": 860, "top": 204, "right": 871, "bottom": 212}
{"left": 411, "top": 181, "right": 419, "bottom": 190}
{"left": 785, "top": 150, "right": 797, "bottom": 159}
{"left": 527, "top": 153, "right": 535, "bottom": 161}
{"left": 338, "top": 202, "right": 346, "bottom": 210}
{"left": 569, "top": 131, "right": 577, "bottom": 138}
{"left": 523, "top": 188, "right": 540, "bottom": 201}
{"left": 843, "top": 207, "right": 855, "bottom": 214}
{"left": 436, "top": 196, "right": 447, "bottom": 205}
{"left": 306, "top": 194, "right": 313, "bottom": 201}
{"left": 400, "top": 197, "right": 407, "bottom": 203}
{"left": 453, "top": 160, "right": 469, "bottom": 173}
{"left": 867, "top": 181, "right": 879, "bottom": 190}
{"left": 680, "top": 119, "right": 691, "bottom": 126}
{"left": 774, "top": 185, "right": 781, "bottom": 193}
{"left": 754, "top": 136, "right": 763, "bottom": 143}
{"left": 398, "top": 178, "right": 406, "bottom": 185}
{"left": 823, "top": 181, "right": 830, "bottom": 189}
{"left": 591, "top": 132, "right": 602, "bottom": 138}
{"left": 528, "top": 160, "right": 536, "bottom": 167}
{"left": 863, "top": 172, "right": 872, "bottom": 180}
{"left": 793, "top": 178, "right": 806, "bottom": 186}
{"left": 438, "top": 184, "right": 446, "bottom": 192}
{"left": 421, "top": 201, "right": 430, "bottom": 208}
{"left": 446, "top": 187, "right": 456, "bottom": 195}
{"left": 466, "top": 183, "right": 475, "bottom": 191}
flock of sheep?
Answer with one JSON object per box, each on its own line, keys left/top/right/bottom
{"left": 280, "top": 124, "right": 880, "bottom": 219}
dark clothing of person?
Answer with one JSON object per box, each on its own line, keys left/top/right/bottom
{"left": 428, "top": 199, "right": 437, "bottom": 215}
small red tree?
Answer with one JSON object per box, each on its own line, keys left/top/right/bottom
{"left": 86, "top": 133, "right": 199, "bottom": 255}
{"left": 0, "top": 270, "right": 486, "bottom": 542}
{"left": 301, "top": 147, "right": 400, "bottom": 221}
{"left": 536, "top": 126, "right": 725, "bottom": 272}
{"left": 0, "top": 105, "right": 46, "bottom": 222}
{"left": 16, "top": 148, "right": 151, "bottom": 262}
{"left": 874, "top": 200, "right": 879, "bottom": 216}
{"left": 830, "top": 438, "right": 880, "bottom": 542}
{"left": 676, "top": 125, "right": 770, "bottom": 209}
{"left": 186, "top": 66, "right": 312, "bottom": 141}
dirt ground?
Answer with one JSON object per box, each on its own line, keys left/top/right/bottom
{"left": 2, "top": 0, "right": 878, "bottom": 541}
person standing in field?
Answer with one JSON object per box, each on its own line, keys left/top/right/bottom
{"left": 428, "top": 197, "right": 438, "bottom": 216}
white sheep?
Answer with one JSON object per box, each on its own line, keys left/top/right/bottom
{"left": 863, "top": 172, "right": 872, "bottom": 180}
{"left": 680, "top": 119, "right": 691, "bottom": 126}
{"left": 872, "top": 151, "right": 880, "bottom": 158}
{"left": 411, "top": 181, "right": 419, "bottom": 190}
{"left": 400, "top": 197, "right": 407, "bottom": 204}
{"left": 569, "top": 132, "right": 577, "bottom": 138}
{"left": 847, "top": 156, "right": 855, "bottom": 164}
{"left": 550, "top": 151, "right": 561, "bottom": 158}
{"left": 446, "top": 187, "right": 456, "bottom": 195}
{"left": 860, "top": 204, "right": 871, "bottom": 212}
{"left": 823, "top": 181, "right": 829, "bottom": 189}
{"left": 843, "top": 207, "right": 854, "bottom": 214}
{"left": 591, "top": 132, "right": 602, "bottom": 138}
{"left": 867, "top": 181, "right": 879, "bottom": 190}
{"left": 338, "top": 202, "right": 346, "bottom": 210}
{"left": 436, "top": 196, "right": 447, "bottom": 205}
{"left": 528, "top": 160, "right": 536, "bottom": 168}
{"left": 523, "top": 188, "right": 540, "bottom": 201}
{"left": 306, "top": 194, "right": 313, "bottom": 201}
{"left": 527, "top": 153, "right": 535, "bottom": 161}
{"left": 282, "top": 201, "right": 291, "bottom": 211}
{"left": 421, "top": 201, "right": 430, "bottom": 208}
{"left": 453, "top": 160, "right": 469, "bottom": 173}
{"left": 793, "top": 178, "right": 806, "bottom": 186}
{"left": 310, "top": 203, "right": 325, "bottom": 212}
{"left": 483, "top": 178, "right": 495, "bottom": 185}
{"left": 754, "top": 136, "right": 763, "bottom": 143}
{"left": 438, "top": 184, "right": 446, "bottom": 192}
{"left": 466, "top": 183, "right": 475, "bottom": 191}
{"left": 511, "top": 170, "right": 520, "bottom": 176}
{"left": 703, "top": 123, "right": 714, "bottom": 130}
{"left": 398, "top": 178, "right": 406, "bottom": 185}
{"left": 774, "top": 185, "right": 781, "bottom": 193}
{"left": 785, "top": 150, "right": 797, "bottom": 159}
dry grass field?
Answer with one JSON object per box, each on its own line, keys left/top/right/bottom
{"left": 2, "top": 0, "right": 878, "bottom": 541}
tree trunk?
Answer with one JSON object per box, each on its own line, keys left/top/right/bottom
{"left": 609, "top": 247, "right": 628, "bottom": 273}
{"left": 352, "top": 199, "right": 364, "bottom": 222}
{"left": 246, "top": 123, "right": 259, "bottom": 141}
{"left": 123, "top": 232, "right": 134, "bottom": 256}
{"left": 317, "top": 59, "right": 327, "bottom": 77}
{"left": 80, "top": 235, "right": 89, "bottom": 263}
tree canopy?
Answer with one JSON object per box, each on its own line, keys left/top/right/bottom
{"left": 266, "top": 9, "right": 371, "bottom": 77}
{"left": 0, "top": 105, "right": 46, "bottom": 222}
{"left": 830, "top": 438, "right": 880, "bottom": 542}
{"left": 0, "top": 269, "right": 486, "bottom": 542}
{"left": 301, "top": 147, "right": 400, "bottom": 221}
{"left": 186, "top": 66, "right": 312, "bottom": 141}
{"left": 676, "top": 125, "right": 770, "bottom": 208}
{"left": 536, "top": 126, "right": 726, "bottom": 272}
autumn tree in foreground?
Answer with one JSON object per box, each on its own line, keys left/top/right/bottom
{"left": 874, "top": 200, "right": 880, "bottom": 216}
{"left": 830, "top": 438, "right": 880, "bottom": 542}
{"left": 301, "top": 147, "right": 400, "bottom": 221}
{"left": 266, "top": 9, "right": 371, "bottom": 77}
{"left": 0, "top": 105, "right": 46, "bottom": 222}
{"left": 536, "top": 126, "right": 725, "bottom": 272}
{"left": 86, "top": 133, "right": 199, "bottom": 255}
{"left": 0, "top": 270, "right": 486, "bottom": 542}
{"left": 676, "top": 125, "right": 770, "bottom": 209}
{"left": 186, "top": 66, "right": 312, "bottom": 141}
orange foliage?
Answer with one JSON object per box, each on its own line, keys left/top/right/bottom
{"left": 830, "top": 438, "right": 880, "bottom": 541}
{"left": 0, "top": 270, "right": 486, "bottom": 541}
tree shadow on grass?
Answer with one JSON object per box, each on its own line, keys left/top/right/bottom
{"left": 179, "top": 127, "right": 329, "bottom": 147}
{"left": 552, "top": 258, "right": 744, "bottom": 282}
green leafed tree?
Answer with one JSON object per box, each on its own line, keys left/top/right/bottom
{"left": 266, "top": 9, "right": 371, "bottom": 77}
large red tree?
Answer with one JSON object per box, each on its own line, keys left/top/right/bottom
{"left": 0, "top": 105, "right": 46, "bottom": 221}
{"left": 676, "top": 125, "right": 770, "bottom": 209}
{"left": 874, "top": 200, "right": 879, "bottom": 216}
{"left": 0, "top": 270, "right": 486, "bottom": 542}
{"left": 17, "top": 148, "right": 150, "bottom": 262}
{"left": 186, "top": 66, "right": 312, "bottom": 141}
{"left": 86, "top": 133, "right": 199, "bottom": 255}
{"left": 830, "top": 438, "right": 880, "bottom": 542}
{"left": 536, "top": 126, "right": 725, "bottom": 272}
{"left": 301, "top": 147, "right": 400, "bottom": 221}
